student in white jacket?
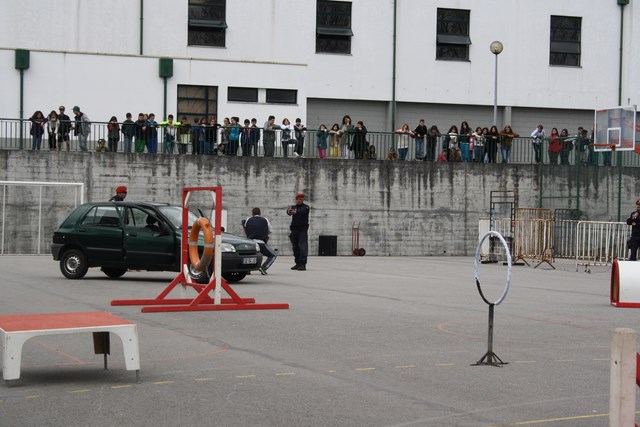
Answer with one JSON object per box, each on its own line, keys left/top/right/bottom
{"left": 530, "top": 124, "right": 545, "bottom": 164}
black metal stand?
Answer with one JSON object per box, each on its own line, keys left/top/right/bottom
{"left": 472, "top": 303, "right": 508, "bottom": 367}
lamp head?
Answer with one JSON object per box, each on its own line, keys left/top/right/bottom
{"left": 490, "top": 41, "right": 504, "bottom": 55}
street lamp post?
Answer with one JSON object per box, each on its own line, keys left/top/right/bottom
{"left": 490, "top": 41, "right": 503, "bottom": 127}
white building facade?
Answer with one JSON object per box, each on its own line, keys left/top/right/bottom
{"left": 0, "top": 0, "right": 638, "bottom": 133}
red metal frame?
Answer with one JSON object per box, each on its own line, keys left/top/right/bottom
{"left": 111, "top": 186, "right": 289, "bottom": 312}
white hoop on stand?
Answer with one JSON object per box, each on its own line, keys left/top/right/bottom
{"left": 474, "top": 230, "right": 512, "bottom": 306}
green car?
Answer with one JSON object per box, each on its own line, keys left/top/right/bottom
{"left": 51, "top": 202, "right": 262, "bottom": 283}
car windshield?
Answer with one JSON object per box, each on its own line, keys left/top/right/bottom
{"left": 157, "top": 206, "right": 200, "bottom": 229}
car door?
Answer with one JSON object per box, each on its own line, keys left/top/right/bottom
{"left": 122, "top": 206, "right": 175, "bottom": 269}
{"left": 76, "top": 205, "right": 124, "bottom": 265}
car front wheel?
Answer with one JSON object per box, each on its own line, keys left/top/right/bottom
{"left": 102, "top": 267, "right": 128, "bottom": 279}
{"left": 60, "top": 249, "right": 89, "bottom": 280}
{"left": 188, "top": 261, "right": 213, "bottom": 284}
{"left": 222, "top": 272, "right": 247, "bottom": 283}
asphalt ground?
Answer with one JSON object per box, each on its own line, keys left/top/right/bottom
{"left": 0, "top": 255, "right": 636, "bottom": 427}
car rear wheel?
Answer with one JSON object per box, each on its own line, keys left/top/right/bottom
{"left": 222, "top": 272, "right": 247, "bottom": 283}
{"left": 102, "top": 267, "right": 128, "bottom": 279}
{"left": 60, "top": 249, "right": 89, "bottom": 280}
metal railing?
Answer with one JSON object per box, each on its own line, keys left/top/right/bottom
{"left": 3, "top": 118, "right": 639, "bottom": 166}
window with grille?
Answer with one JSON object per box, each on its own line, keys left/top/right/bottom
{"left": 266, "top": 89, "right": 297, "bottom": 105}
{"left": 436, "top": 8, "right": 471, "bottom": 61}
{"left": 316, "top": 1, "right": 353, "bottom": 54}
{"left": 550, "top": 16, "right": 581, "bottom": 66}
{"left": 188, "top": 0, "right": 227, "bottom": 47}
{"left": 228, "top": 87, "right": 259, "bottom": 103}
{"left": 177, "top": 85, "right": 218, "bottom": 122}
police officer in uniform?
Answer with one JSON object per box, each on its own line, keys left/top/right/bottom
{"left": 287, "top": 193, "right": 310, "bottom": 271}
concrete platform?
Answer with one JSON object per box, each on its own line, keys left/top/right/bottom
{"left": 0, "top": 255, "right": 631, "bottom": 426}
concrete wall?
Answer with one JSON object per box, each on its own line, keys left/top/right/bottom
{"left": 1, "top": 151, "right": 639, "bottom": 256}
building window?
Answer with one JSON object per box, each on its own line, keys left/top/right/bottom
{"left": 228, "top": 87, "right": 259, "bottom": 103}
{"left": 550, "top": 16, "right": 581, "bottom": 66}
{"left": 436, "top": 8, "right": 471, "bottom": 61}
{"left": 266, "top": 89, "right": 297, "bottom": 105}
{"left": 177, "top": 85, "right": 218, "bottom": 122}
{"left": 316, "top": 0, "right": 353, "bottom": 54}
{"left": 188, "top": 0, "right": 227, "bottom": 47}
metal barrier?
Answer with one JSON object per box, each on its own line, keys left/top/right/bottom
{"left": 553, "top": 209, "right": 582, "bottom": 259}
{"left": 552, "top": 219, "right": 579, "bottom": 259}
{"left": 575, "top": 221, "right": 630, "bottom": 271}
{"left": 513, "top": 219, "right": 555, "bottom": 267}
{"left": 511, "top": 209, "right": 554, "bottom": 267}
{"left": 515, "top": 208, "right": 553, "bottom": 221}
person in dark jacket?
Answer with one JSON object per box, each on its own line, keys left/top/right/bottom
{"left": 29, "top": 110, "right": 47, "bottom": 151}
{"left": 243, "top": 207, "right": 278, "bottom": 274}
{"left": 627, "top": 198, "right": 640, "bottom": 261}
{"left": 352, "top": 121, "right": 368, "bottom": 160}
{"left": 57, "top": 106, "right": 72, "bottom": 152}
{"left": 121, "top": 112, "right": 136, "bottom": 153}
{"left": 134, "top": 113, "right": 147, "bottom": 153}
{"left": 413, "top": 119, "right": 428, "bottom": 160}
{"left": 287, "top": 193, "right": 310, "bottom": 271}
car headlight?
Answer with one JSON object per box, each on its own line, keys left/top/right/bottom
{"left": 255, "top": 242, "right": 260, "bottom": 251}
{"left": 221, "top": 242, "right": 236, "bottom": 252}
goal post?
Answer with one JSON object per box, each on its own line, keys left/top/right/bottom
{"left": 0, "top": 181, "right": 84, "bottom": 255}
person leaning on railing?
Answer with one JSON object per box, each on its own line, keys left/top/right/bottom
{"left": 425, "top": 125, "right": 440, "bottom": 162}
{"left": 499, "top": 125, "right": 519, "bottom": 164}
{"left": 459, "top": 121, "right": 472, "bottom": 162}
{"left": 547, "top": 127, "right": 562, "bottom": 165}
{"left": 177, "top": 116, "right": 190, "bottom": 155}
{"left": 29, "top": 110, "right": 47, "bottom": 151}
{"left": 486, "top": 126, "right": 500, "bottom": 163}
{"left": 471, "top": 127, "right": 484, "bottom": 163}
{"left": 121, "top": 113, "right": 136, "bottom": 153}
{"left": 57, "top": 106, "right": 72, "bottom": 152}
{"left": 339, "top": 115, "right": 354, "bottom": 159}
{"left": 559, "top": 128, "right": 572, "bottom": 165}
{"left": 160, "top": 115, "right": 180, "bottom": 155}
{"left": 316, "top": 124, "right": 329, "bottom": 159}
{"left": 46, "top": 110, "right": 59, "bottom": 151}
{"left": 262, "top": 115, "right": 279, "bottom": 157}
{"left": 394, "top": 123, "right": 414, "bottom": 161}
{"left": 530, "top": 124, "right": 545, "bottom": 164}
{"left": 328, "top": 123, "right": 341, "bottom": 159}
{"left": 444, "top": 125, "right": 459, "bottom": 162}
{"left": 352, "top": 121, "right": 368, "bottom": 159}
{"left": 107, "top": 116, "right": 120, "bottom": 153}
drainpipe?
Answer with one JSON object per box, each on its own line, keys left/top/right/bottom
{"left": 391, "top": 0, "right": 397, "bottom": 131}
{"left": 616, "top": 0, "right": 628, "bottom": 221}
{"left": 14, "top": 50, "right": 30, "bottom": 150}
{"left": 139, "top": 0, "right": 144, "bottom": 55}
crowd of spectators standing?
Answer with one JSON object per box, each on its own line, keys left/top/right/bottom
{"left": 27, "top": 108, "right": 611, "bottom": 166}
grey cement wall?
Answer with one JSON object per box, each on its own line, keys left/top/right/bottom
{"left": 1, "top": 151, "right": 639, "bottom": 256}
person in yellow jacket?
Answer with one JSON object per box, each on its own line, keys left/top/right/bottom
{"left": 160, "top": 115, "right": 181, "bottom": 154}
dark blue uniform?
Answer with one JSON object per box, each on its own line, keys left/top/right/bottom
{"left": 288, "top": 202, "right": 310, "bottom": 269}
